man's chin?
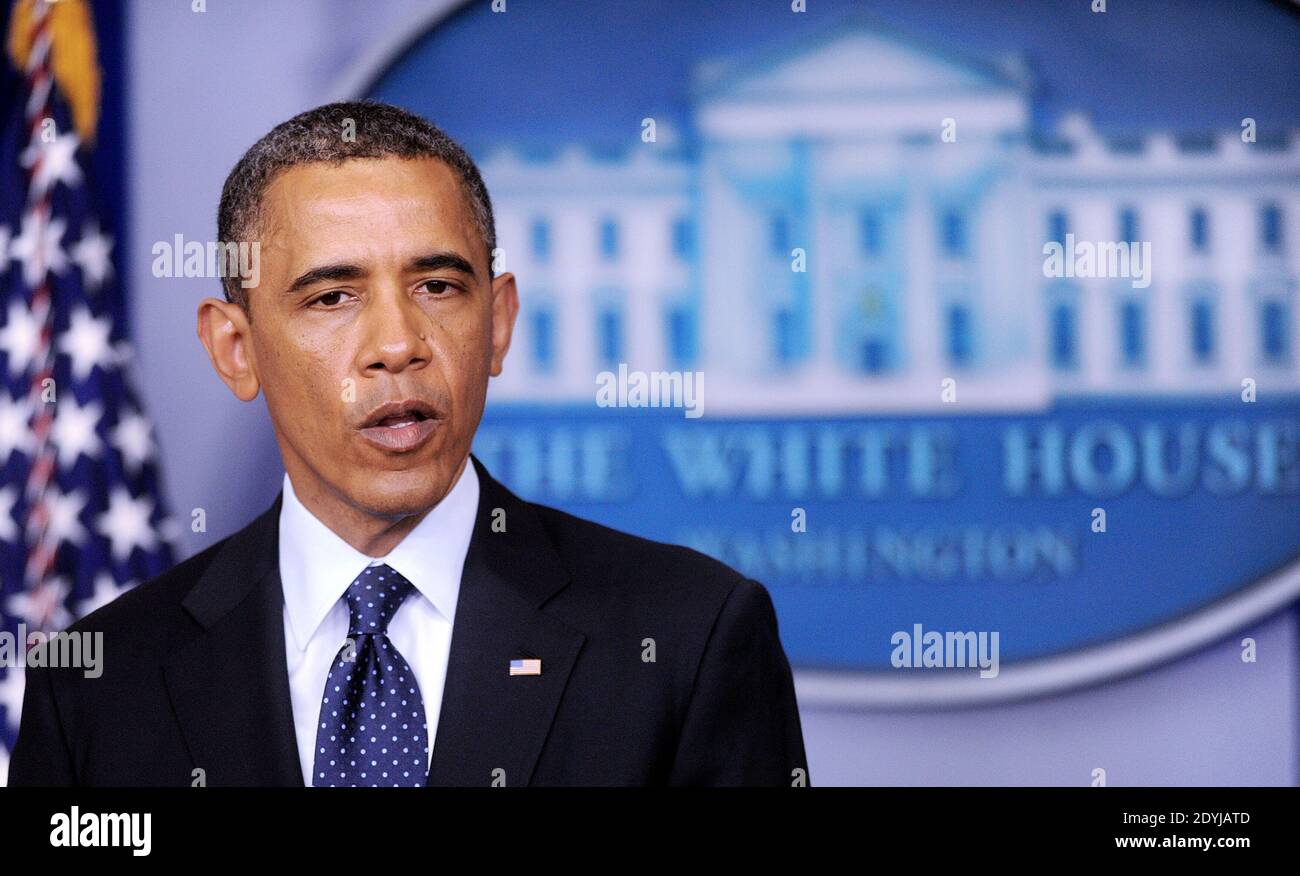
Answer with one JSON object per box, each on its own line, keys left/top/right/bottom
{"left": 341, "top": 468, "right": 457, "bottom": 520}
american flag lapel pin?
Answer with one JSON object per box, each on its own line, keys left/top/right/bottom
{"left": 510, "top": 657, "right": 542, "bottom": 676}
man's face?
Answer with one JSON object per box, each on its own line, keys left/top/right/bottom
{"left": 234, "top": 157, "right": 514, "bottom": 520}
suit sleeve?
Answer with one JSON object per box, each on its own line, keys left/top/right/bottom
{"left": 7, "top": 661, "right": 78, "bottom": 786}
{"left": 667, "top": 577, "right": 810, "bottom": 786}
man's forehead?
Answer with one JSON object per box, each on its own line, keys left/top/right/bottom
{"left": 257, "top": 157, "right": 476, "bottom": 264}
{"left": 263, "top": 157, "right": 468, "bottom": 224}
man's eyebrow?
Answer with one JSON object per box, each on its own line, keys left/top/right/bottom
{"left": 284, "top": 263, "right": 367, "bottom": 295}
{"left": 283, "top": 251, "right": 478, "bottom": 296}
{"left": 408, "top": 251, "right": 479, "bottom": 280}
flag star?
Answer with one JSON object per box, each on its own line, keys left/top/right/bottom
{"left": 9, "top": 212, "right": 69, "bottom": 287}
{"left": 50, "top": 395, "right": 103, "bottom": 469}
{"left": 111, "top": 410, "right": 155, "bottom": 474}
{"left": 0, "top": 393, "right": 34, "bottom": 461}
{"left": 96, "top": 486, "right": 158, "bottom": 562}
{"left": 0, "top": 299, "right": 44, "bottom": 376}
{"left": 158, "top": 515, "right": 183, "bottom": 549}
{"left": 5, "top": 578, "right": 72, "bottom": 632}
{"left": 0, "top": 485, "right": 18, "bottom": 542}
{"left": 58, "top": 307, "right": 113, "bottom": 381}
{"left": 44, "top": 485, "right": 89, "bottom": 548}
{"left": 0, "top": 666, "right": 25, "bottom": 736}
{"left": 71, "top": 221, "right": 114, "bottom": 292}
{"left": 77, "top": 572, "right": 132, "bottom": 618}
{"left": 20, "top": 129, "right": 82, "bottom": 198}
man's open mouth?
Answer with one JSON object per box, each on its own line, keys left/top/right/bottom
{"left": 360, "top": 399, "right": 439, "bottom": 428}
{"left": 371, "top": 410, "right": 430, "bottom": 429}
{"left": 358, "top": 400, "right": 441, "bottom": 452}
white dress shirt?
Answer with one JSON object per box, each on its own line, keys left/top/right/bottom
{"left": 277, "top": 461, "right": 479, "bottom": 786}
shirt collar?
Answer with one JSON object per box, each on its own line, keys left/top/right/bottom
{"left": 278, "top": 459, "right": 480, "bottom": 652}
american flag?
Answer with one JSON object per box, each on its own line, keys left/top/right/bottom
{"left": 510, "top": 658, "right": 543, "bottom": 676}
{"left": 0, "top": 0, "right": 175, "bottom": 784}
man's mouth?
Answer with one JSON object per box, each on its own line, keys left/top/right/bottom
{"left": 357, "top": 400, "right": 441, "bottom": 453}
{"left": 372, "top": 411, "right": 428, "bottom": 428}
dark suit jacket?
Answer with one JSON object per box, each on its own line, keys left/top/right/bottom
{"left": 9, "top": 456, "right": 809, "bottom": 786}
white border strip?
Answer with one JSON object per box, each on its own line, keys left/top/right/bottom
{"left": 794, "top": 558, "right": 1300, "bottom": 709}
{"left": 330, "top": 0, "right": 470, "bottom": 103}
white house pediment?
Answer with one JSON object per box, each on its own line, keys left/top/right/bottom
{"left": 695, "top": 21, "right": 1025, "bottom": 106}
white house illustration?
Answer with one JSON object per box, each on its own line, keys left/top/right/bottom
{"left": 477, "top": 14, "right": 1300, "bottom": 413}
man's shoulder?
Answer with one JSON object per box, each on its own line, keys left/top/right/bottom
{"left": 69, "top": 491, "right": 281, "bottom": 641}
{"left": 524, "top": 498, "right": 753, "bottom": 607}
{"left": 66, "top": 518, "right": 253, "bottom": 639}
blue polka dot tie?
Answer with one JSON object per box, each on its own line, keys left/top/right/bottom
{"left": 312, "top": 564, "right": 429, "bottom": 786}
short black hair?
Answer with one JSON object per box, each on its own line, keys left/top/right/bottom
{"left": 217, "top": 100, "right": 495, "bottom": 311}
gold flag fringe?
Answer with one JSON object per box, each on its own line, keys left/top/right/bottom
{"left": 6, "top": 0, "right": 102, "bottom": 144}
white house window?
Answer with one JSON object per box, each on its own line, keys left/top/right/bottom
{"left": 530, "top": 304, "right": 556, "bottom": 373}
{"left": 1046, "top": 283, "right": 1080, "bottom": 372}
{"left": 596, "top": 298, "right": 623, "bottom": 366}
{"left": 939, "top": 208, "right": 968, "bottom": 259}
{"left": 1119, "top": 206, "right": 1139, "bottom": 242}
{"left": 1189, "top": 207, "right": 1209, "bottom": 253}
{"left": 530, "top": 218, "right": 550, "bottom": 262}
{"left": 1260, "top": 202, "right": 1284, "bottom": 254}
{"left": 1190, "top": 295, "right": 1215, "bottom": 364}
{"left": 773, "top": 307, "right": 798, "bottom": 366}
{"left": 1047, "top": 209, "right": 1068, "bottom": 245}
{"left": 598, "top": 217, "right": 619, "bottom": 260}
{"left": 946, "top": 303, "right": 973, "bottom": 367}
{"left": 1260, "top": 299, "right": 1290, "bottom": 364}
{"left": 1118, "top": 297, "right": 1146, "bottom": 368}
{"left": 671, "top": 217, "right": 693, "bottom": 261}
{"left": 769, "top": 213, "right": 790, "bottom": 257}
{"left": 666, "top": 300, "right": 697, "bottom": 368}
{"left": 860, "top": 208, "right": 884, "bottom": 258}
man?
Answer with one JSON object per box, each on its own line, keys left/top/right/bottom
{"left": 9, "top": 101, "right": 809, "bottom": 787}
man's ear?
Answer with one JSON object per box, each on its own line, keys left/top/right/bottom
{"left": 488, "top": 272, "right": 519, "bottom": 377}
{"left": 196, "top": 296, "right": 261, "bottom": 402}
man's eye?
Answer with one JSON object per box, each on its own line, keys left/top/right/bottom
{"left": 420, "top": 280, "right": 455, "bottom": 296}
{"left": 312, "top": 290, "right": 349, "bottom": 307}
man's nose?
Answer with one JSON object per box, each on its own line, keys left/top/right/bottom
{"left": 357, "top": 290, "right": 432, "bottom": 374}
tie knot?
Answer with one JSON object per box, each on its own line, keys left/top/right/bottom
{"left": 344, "top": 564, "right": 414, "bottom": 636}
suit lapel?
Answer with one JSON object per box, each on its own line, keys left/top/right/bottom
{"left": 427, "top": 456, "right": 586, "bottom": 787}
{"left": 163, "top": 496, "right": 304, "bottom": 787}
{"left": 160, "top": 455, "right": 585, "bottom": 788}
